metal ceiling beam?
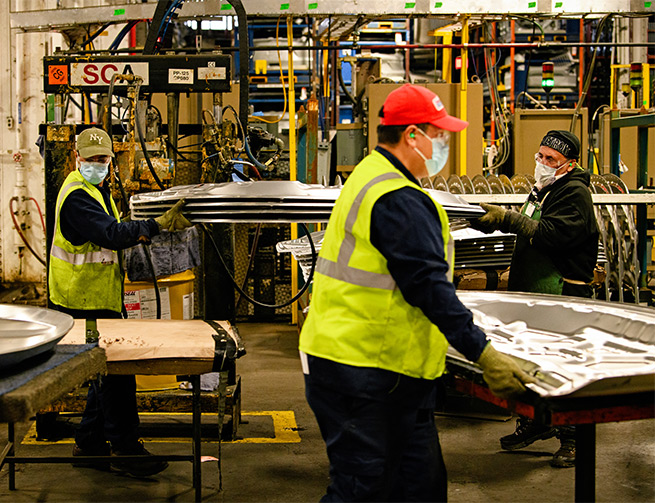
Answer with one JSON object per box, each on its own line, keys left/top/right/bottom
{"left": 10, "top": 0, "right": 655, "bottom": 32}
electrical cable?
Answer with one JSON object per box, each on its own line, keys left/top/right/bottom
{"left": 68, "top": 95, "right": 83, "bottom": 112}
{"left": 141, "top": 240, "right": 162, "bottom": 320}
{"left": 569, "top": 14, "right": 614, "bottom": 132}
{"left": 134, "top": 79, "right": 166, "bottom": 190}
{"left": 520, "top": 23, "right": 537, "bottom": 109}
{"left": 234, "top": 223, "right": 262, "bottom": 313}
{"left": 9, "top": 197, "right": 46, "bottom": 267}
{"left": 252, "top": 16, "right": 288, "bottom": 125}
{"left": 589, "top": 104, "right": 611, "bottom": 173}
{"left": 80, "top": 22, "right": 112, "bottom": 48}
{"left": 28, "top": 197, "right": 46, "bottom": 235}
{"left": 222, "top": 105, "right": 268, "bottom": 172}
{"left": 200, "top": 222, "right": 316, "bottom": 309}
{"left": 337, "top": 60, "right": 357, "bottom": 104}
{"left": 164, "top": 137, "right": 194, "bottom": 162}
{"left": 110, "top": 77, "right": 163, "bottom": 318}
{"left": 109, "top": 20, "right": 140, "bottom": 53}
{"left": 106, "top": 73, "right": 119, "bottom": 137}
{"left": 512, "top": 15, "right": 545, "bottom": 39}
{"left": 482, "top": 22, "right": 512, "bottom": 171}
{"left": 157, "top": 0, "right": 185, "bottom": 49}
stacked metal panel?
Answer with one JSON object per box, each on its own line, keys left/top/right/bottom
{"left": 276, "top": 230, "right": 324, "bottom": 282}
{"left": 452, "top": 228, "right": 606, "bottom": 270}
{"left": 452, "top": 228, "right": 515, "bottom": 270}
{"left": 130, "top": 181, "right": 485, "bottom": 224}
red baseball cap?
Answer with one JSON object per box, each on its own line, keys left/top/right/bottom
{"left": 380, "top": 84, "right": 468, "bottom": 132}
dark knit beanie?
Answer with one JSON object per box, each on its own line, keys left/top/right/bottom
{"left": 540, "top": 130, "right": 580, "bottom": 159}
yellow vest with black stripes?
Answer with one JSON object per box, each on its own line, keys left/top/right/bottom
{"left": 48, "top": 170, "right": 123, "bottom": 312}
{"left": 299, "top": 150, "right": 452, "bottom": 380}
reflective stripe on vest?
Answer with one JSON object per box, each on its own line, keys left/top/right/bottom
{"left": 51, "top": 244, "right": 118, "bottom": 266}
{"left": 316, "top": 172, "right": 401, "bottom": 290}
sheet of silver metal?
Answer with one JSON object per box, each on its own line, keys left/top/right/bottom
{"left": 0, "top": 304, "right": 75, "bottom": 368}
{"left": 452, "top": 291, "right": 655, "bottom": 398}
{"left": 130, "top": 181, "right": 484, "bottom": 224}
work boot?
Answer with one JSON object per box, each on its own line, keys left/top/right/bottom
{"left": 72, "top": 442, "right": 112, "bottom": 471}
{"left": 500, "top": 417, "right": 556, "bottom": 451}
{"left": 110, "top": 440, "right": 169, "bottom": 477}
{"left": 551, "top": 436, "right": 576, "bottom": 468}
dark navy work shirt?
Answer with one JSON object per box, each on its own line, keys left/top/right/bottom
{"left": 59, "top": 182, "right": 159, "bottom": 251}
{"left": 369, "top": 146, "right": 488, "bottom": 362}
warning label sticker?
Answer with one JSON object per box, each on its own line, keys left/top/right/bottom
{"left": 48, "top": 65, "right": 68, "bottom": 85}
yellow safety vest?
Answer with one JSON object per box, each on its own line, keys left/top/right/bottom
{"left": 48, "top": 170, "right": 123, "bottom": 312}
{"left": 299, "top": 150, "right": 453, "bottom": 380}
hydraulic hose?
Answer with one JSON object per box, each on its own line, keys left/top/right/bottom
{"left": 200, "top": 222, "right": 316, "bottom": 310}
{"left": 226, "top": 0, "right": 250, "bottom": 132}
{"left": 9, "top": 197, "right": 46, "bottom": 267}
{"left": 134, "top": 80, "right": 166, "bottom": 190}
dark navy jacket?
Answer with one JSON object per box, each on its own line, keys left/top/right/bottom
{"left": 59, "top": 181, "right": 159, "bottom": 250}
{"left": 370, "top": 146, "right": 488, "bottom": 362}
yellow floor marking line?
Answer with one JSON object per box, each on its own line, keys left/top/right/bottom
{"left": 21, "top": 410, "right": 301, "bottom": 446}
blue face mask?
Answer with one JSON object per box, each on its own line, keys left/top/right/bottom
{"left": 414, "top": 128, "right": 450, "bottom": 176}
{"left": 79, "top": 160, "right": 109, "bottom": 185}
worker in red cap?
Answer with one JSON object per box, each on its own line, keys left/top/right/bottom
{"left": 299, "top": 84, "right": 535, "bottom": 501}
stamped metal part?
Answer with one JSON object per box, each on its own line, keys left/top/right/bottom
{"left": 453, "top": 291, "right": 655, "bottom": 398}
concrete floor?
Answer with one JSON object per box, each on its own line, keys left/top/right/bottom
{"left": 1, "top": 322, "right": 653, "bottom": 502}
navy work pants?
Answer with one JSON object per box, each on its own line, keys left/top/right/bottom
{"left": 51, "top": 305, "right": 140, "bottom": 450}
{"left": 304, "top": 355, "right": 447, "bottom": 502}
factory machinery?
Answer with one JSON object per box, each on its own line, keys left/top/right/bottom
{"left": 0, "top": 2, "right": 653, "bottom": 501}
{"left": 24, "top": 1, "right": 652, "bottom": 320}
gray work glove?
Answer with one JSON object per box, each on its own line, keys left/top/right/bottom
{"left": 471, "top": 203, "right": 539, "bottom": 239}
{"left": 476, "top": 343, "right": 537, "bottom": 399}
{"left": 154, "top": 199, "right": 193, "bottom": 232}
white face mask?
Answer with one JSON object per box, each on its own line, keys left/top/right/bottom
{"left": 414, "top": 128, "right": 450, "bottom": 177}
{"left": 79, "top": 160, "right": 110, "bottom": 185}
{"left": 533, "top": 154, "right": 566, "bottom": 189}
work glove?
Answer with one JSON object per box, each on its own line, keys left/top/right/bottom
{"left": 475, "top": 343, "right": 537, "bottom": 399}
{"left": 470, "top": 203, "right": 507, "bottom": 234}
{"left": 471, "top": 203, "right": 539, "bottom": 239}
{"left": 154, "top": 199, "right": 193, "bottom": 232}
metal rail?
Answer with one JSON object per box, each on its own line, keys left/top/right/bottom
{"left": 10, "top": 1, "right": 655, "bottom": 32}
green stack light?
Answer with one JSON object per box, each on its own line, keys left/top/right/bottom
{"left": 541, "top": 61, "right": 555, "bottom": 91}
{"left": 541, "top": 61, "right": 554, "bottom": 106}
{"left": 629, "top": 62, "right": 643, "bottom": 92}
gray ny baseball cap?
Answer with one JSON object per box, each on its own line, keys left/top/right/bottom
{"left": 77, "top": 127, "right": 114, "bottom": 158}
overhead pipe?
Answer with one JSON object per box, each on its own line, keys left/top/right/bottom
{"left": 77, "top": 41, "right": 655, "bottom": 56}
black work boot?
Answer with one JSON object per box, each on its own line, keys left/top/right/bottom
{"left": 551, "top": 428, "right": 576, "bottom": 468}
{"left": 500, "top": 417, "right": 556, "bottom": 451}
{"left": 111, "top": 440, "right": 169, "bottom": 477}
{"left": 72, "top": 441, "right": 112, "bottom": 471}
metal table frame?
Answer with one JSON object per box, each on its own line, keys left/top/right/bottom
{"left": 3, "top": 356, "right": 222, "bottom": 502}
{"left": 448, "top": 363, "right": 655, "bottom": 503}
